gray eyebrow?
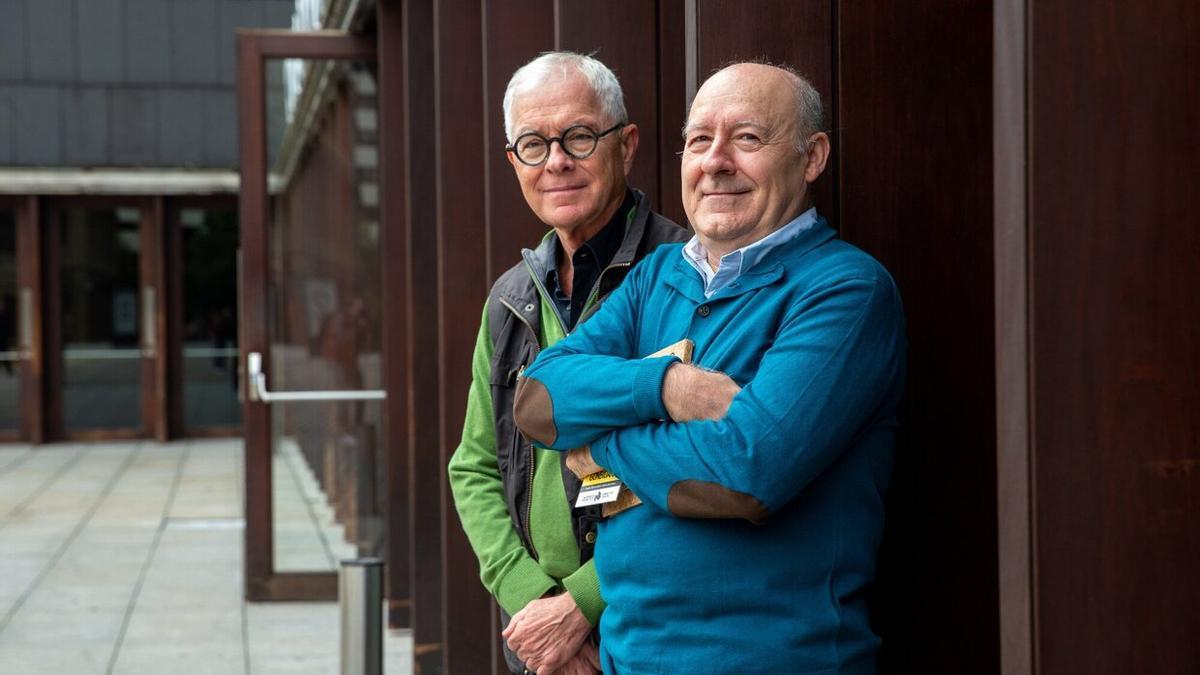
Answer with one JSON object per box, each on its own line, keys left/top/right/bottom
{"left": 681, "top": 120, "right": 767, "bottom": 139}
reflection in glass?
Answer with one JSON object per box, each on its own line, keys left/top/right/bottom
{"left": 61, "top": 207, "right": 143, "bottom": 431}
{"left": 0, "top": 211, "right": 16, "bottom": 433}
{"left": 268, "top": 59, "right": 384, "bottom": 573}
{"left": 181, "top": 207, "right": 241, "bottom": 430}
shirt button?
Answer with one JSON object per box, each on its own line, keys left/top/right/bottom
{"left": 697, "top": 304, "right": 711, "bottom": 317}
{"left": 585, "top": 531, "right": 597, "bottom": 544}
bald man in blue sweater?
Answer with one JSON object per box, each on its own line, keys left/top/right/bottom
{"left": 513, "top": 63, "right": 906, "bottom": 674}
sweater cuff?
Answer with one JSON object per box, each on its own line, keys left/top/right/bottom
{"left": 495, "top": 556, "right": 558, "bottom": 616}
{"left": 631, "top": 356, "right": 677, "bottom": 421}
{"left": 588, "top": 432, "right": 612, "bottom": 468}
{"left": 562, "top": 558, "right": 605, "bottom": 626}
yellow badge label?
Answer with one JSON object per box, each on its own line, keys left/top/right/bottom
{"left": 581, "top": 470, "right": 619, "bottom": 487}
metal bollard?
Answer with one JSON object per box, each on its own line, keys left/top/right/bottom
{"left": 340, "top": 558, "right": 384, "bottom": 675}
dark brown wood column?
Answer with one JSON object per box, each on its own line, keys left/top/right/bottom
{"left": 376, "top": 0, "right": 412, "bottom": 630}
{"left": 838, "top": 3, "right": 999, "bottom": 674}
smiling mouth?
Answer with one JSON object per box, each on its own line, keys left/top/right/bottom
{"left": 702, "top": 190, "right": 750, "bottom": 197}
{"left": 543, "top": 185, "right": 586, "bottom": 194}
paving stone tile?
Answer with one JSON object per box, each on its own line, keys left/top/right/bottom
{"left": 0, "top": 441, "right": 413, "bottom": 673}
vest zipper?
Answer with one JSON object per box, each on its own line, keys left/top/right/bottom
{"left": 497, "top": 296, "right": 541, "bottom": 560}
{"left": 578, "top": 260, "right": 631, "bottom": 322}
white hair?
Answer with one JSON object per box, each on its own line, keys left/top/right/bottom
{"left": 502, "top": 51, "right": 627, "bottom": 144}
{"left": 783, "top": 68, "right": 825, "bottom": 151}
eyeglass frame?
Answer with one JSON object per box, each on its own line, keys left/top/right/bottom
{"left": 506, "top": 122, "right": 628, "bottom": 167}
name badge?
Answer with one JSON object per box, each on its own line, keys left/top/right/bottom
{"left": 575, "top": 470, "right": 623, "bottom": 507}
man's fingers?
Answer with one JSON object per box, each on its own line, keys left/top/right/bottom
{"left": 582, "top": 642, "right": 601, "bottom": 670}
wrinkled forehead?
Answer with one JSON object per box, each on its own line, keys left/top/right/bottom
{"left": 686, "top": 70, "right": 794, "bottom": 131}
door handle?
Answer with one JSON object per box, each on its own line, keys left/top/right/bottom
{"left": 141, "top": 286, "right": 156, "bottom": 358}
{"left": 246, "top": 351, "right": 386, "bottom": 403}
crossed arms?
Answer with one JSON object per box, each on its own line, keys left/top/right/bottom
{"left": 514, "top": 260, "right": 906, "bottom": 521}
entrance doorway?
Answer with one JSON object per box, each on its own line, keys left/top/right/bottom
{"left": 45, "top": 201, "right": 152, "bottom": 437}
{"left": 0, "top": 195, "right": 244, "bottom": 442}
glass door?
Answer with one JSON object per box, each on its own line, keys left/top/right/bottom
{"left": 46, "top": 200, "right": 158, "bottom": 439}
{"left": 172, "top": 200, "right": 242, "bottom": 435}
{"left": 237, "top": 32, "right": 382, "bottom": 603}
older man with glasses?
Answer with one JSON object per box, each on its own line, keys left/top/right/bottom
{"left": 448, "top": 51, "right": 686, "bottom": 674}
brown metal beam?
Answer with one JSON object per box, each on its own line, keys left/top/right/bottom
{"left": 234, "top": 29, "right": 376, "bottom": 61}
{"left": 237, "top": 29, "right": 274, "bottom": 598}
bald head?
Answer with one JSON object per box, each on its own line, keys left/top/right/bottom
{"left": 693, "top": 63, "right": 824, "bottom": 152}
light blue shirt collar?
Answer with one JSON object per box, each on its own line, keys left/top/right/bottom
{"left": 682, "top": 207, "right": 819, "bottom": 298}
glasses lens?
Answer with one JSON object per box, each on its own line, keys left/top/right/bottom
{"left": 563, "top": 127, "right": 599, "bottom": 158}
{"left": 516, "top": 134, "right": 548, "bottom": 164}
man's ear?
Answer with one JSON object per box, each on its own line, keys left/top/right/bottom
{"left": 804, "top": 131, "right": 831, "bottom": 183}
{"left": 506, "top": 149, "right": 520, "bottom": 172}
{"left": 620, "top": 124, "right": 640, "bottom": 175}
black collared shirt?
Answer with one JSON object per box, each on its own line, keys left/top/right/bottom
{"left": 546, "top": 190, "right": 635, "bottom": 331}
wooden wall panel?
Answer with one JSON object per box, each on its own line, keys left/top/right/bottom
{"left": 655, "top": 0, "right": 688, "bottom": 228}
{"left": 1030, "top": 2, "right": 1200, "bottom": 672}
{"left": 435, "top": 1, "right": 496, "bottom": 673}
{"left": 694, "top": 0, "right": 835, "bottom": 222}
{"left": 377, "top": 0, "right": 411, "bottom": 628}
{"left": 483, "top": 0, "right": 555, "bottom": 284}
{"left": 401, "top": 0, "right": 447, "bottom": 668}
{"left": 838, "top": 3, "right": 997, "bottom": 673}
{"left": 558, "top": 0, "right": 663, "bottom": 212}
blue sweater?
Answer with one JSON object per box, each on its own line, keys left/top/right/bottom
{"left": 519, "top": 217, "right": 906, "bottom": 674}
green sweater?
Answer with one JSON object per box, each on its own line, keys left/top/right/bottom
{"left": 447, "top": 299, "right": 605, "bottom": 625}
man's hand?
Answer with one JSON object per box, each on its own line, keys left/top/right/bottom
{"left": 544, "top": 639, "right": 601, "bottom": 674}
{"left": 662, "top": 363, "right": 741, "bottom": 422}
{"left": 565, "top": 446, "right": 603, "bottom": 478}
{"left": 502, "top": 592, "right": 592, "bottom": 673}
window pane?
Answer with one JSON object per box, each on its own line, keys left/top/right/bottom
{"left": 181, "top": 207, "right": 241, "bottom": 430}
{"left": 61, "top": 208, "right": 142, "bottom": 431}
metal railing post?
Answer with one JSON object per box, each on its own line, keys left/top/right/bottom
{"left": 340, "top": 558, "right": 384, "bottom": 675}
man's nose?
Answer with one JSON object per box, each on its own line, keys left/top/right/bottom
{"left": 544, "top": 140, "right": 575, "bottom": 172}
{"left": 699, "top": 138, "right": 736, "bottom": 174}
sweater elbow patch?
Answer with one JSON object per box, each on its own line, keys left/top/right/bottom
{"left": 667, "top": 479, "right": 769, "bottom": 524}
{"left": 514, "top": 376, "right": 557, "bottom": 446}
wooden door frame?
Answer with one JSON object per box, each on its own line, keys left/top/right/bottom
{"left": 236, "top": 28, "right": 377, "bottom": 602}
{"left": 41, "top": 195, "right": 165, "bottom": 442}
{"left": 0, "top": 196, "right": 36, "bottom": 443}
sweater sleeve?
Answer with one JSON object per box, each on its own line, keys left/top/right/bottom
{"left": 515, "top": 259, "right": 678, "bottom": 449}
{"left": 589, "top": 277, "right": 904, "bottom": 519}
{"left": 447, "top": 303, "right": 557, "bottom": 615}
{"left": 592, "top": 276, "right": 907, "bottom": 516}
{"left": 561, "top": 558, "right": 605, "bottom": 626}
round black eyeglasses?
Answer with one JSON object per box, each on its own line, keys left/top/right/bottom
{"left": 507, "top": 122, "right": 627, "bottom": 166}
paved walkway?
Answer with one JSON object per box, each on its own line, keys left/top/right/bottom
{"left": 0, "top": 439, "right": 412, "bottom": 674}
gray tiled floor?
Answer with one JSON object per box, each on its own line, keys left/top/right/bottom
{"left": 0, "top": 439, "right": 412, "bottom": 675}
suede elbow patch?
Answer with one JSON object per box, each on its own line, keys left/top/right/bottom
{"left": 667, "top": 480, "right": 769, "bottom": 524}
{"left": 514, "top": 376, "right": 557, "bottom": 446}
